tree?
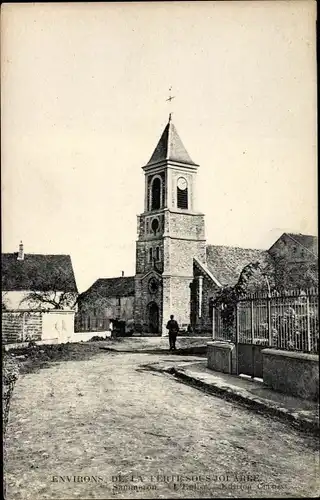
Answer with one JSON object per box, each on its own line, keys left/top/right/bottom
{"left": 18, "top": 263, "right": 78, "bottom": 311}
{"left": 20, "top": 289, "right": 78, "bottom": 311}
{"left": 213, "top": 261, "right": 270, "bottom": 337}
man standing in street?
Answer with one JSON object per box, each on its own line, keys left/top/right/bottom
{"left": 166, "top": 314, "right": 179, "bottom": 350}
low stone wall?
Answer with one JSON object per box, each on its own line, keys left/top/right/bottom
{"left": 207, "top": 341, "right": 237, "bottom": 375}
{"left": 262, "top": 349, "right": 319, "bottom": 401}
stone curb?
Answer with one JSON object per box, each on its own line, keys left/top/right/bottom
{"left": 167, "top": 366, "right": 320, "bottom": 435}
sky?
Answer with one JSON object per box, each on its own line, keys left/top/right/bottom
{"left": 1, "top": 1, "right": 317, "bottom": 292}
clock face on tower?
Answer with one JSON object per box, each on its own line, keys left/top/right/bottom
{"left": 177, "top": 177, "right": 187, "bottom": 190}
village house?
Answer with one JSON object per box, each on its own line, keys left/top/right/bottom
{"left": 77, "top": 116, "right": 318, "bottom": 336}
{"left": 76, "top": 275, "right": 135, "bottom": 335}
{"left": 2, "top": 242, "right": 78, "bottom": 344}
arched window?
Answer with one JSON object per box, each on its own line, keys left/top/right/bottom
{"left": 155, "top": 247, "right": 160, "bottom": 261}
{"left": 177, "top": 177, "right": 188, "bottom": 209}
{"left": 151, "top": 177, "right": 161, "bottom": 210}
{"left": 151, "top": 218, "right": 159, "bottom": 235}
{"left": 149, "top": 247, "right": 153, "bottom": 263}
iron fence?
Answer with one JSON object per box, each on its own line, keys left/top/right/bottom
{"left": 213, "top": 288, "right": 319, "bottom": 354}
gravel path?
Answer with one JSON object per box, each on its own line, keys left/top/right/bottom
{"left": 4, "top": 350, "right": 320, "bottom": 499}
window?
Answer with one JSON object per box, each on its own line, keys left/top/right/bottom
{"left": 155, "top": 247, "right": 160, "bottom": 261}
{"left": 149, "top": 247, "right": 153, "bottom": 262}
{"left": 177, "top": 177, "right": 188, "bottom": 209}
{"left": 151, "top": 177, "right": 161, "bottom": 210}
{"left": 151, "top": 218, "right": 159, "bottom": 235}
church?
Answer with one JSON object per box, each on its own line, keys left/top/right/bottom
{"left": 76, "top": 115, "right": 318, "bottom": 336}
{"left": 134, "top": 113, "right": 215, "bottom": 335}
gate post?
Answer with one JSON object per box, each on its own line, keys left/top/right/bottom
{"left": 235, "top": 303, "right": 239, "bottom": 375}
{"left": 22, "top": 311, "right": 26, "bottom": 342}
{"left": 251, "top": 299, "right": 254, "bottom": 378}
{"left": 267, "top": 293, "right": 272, "bottom": 346}
{"left": 306, "top": 295, "right": 311, "bottom": 352}
{"left": 212, "top": 306, "right": 215, "bottom": 340}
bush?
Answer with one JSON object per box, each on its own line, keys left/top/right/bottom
{"left": 3, "top": 353, "right": 20, "bottom": 434}
{"left": 89, "top": 335, "right": 106, "bottom": 342}
{"left": 3, "top": 353, "right": 20, "bottom": 386}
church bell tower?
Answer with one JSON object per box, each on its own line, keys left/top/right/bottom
{"left": 134, "top": 115, "right": 206, "bottom": 335}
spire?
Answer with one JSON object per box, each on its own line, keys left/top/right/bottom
{"left": 145, "top": 117, "right": 198, "bottom": 167}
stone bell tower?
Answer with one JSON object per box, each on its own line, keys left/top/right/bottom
{"left": 134, "top": 115, "right": 206, "bottom": 335}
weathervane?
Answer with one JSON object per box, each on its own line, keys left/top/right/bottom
{"left": 166, "top": 86, "right": 175, "bottom": 121}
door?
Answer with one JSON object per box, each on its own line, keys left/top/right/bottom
{"left": 148, "top": 302, "right": 159, "bottom": 333}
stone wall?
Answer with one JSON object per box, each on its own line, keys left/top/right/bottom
{"left": 2, "top": 311, "right": 75, "bottom": 345}
{"left": 162, "top": 276, "right": 192, "bottom": 332}
{"left": 167, "top": 211, "right": 206, "bottom": 240}
{"left": 165, "top": 238, "right": 206, "bottom": 276}
{"left": 262, "top": 348, "right": 319, "bottom": 401}
{"left": 135, "top": 240, "right": 164, "bottom": 275}
{"left": 207, "top": 342, "right": 237, "bottom": 374}
{"left": 2, "top": 311, "right": 42, "bottom": 344}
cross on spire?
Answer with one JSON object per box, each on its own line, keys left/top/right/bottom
{"left": 166, "top": 87, "right": 176, "bottom": 103}
{"left": 166, "top": 86, "right": 175, "bottom": 121}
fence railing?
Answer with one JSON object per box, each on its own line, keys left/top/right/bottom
{"left": 214, "top": 288, "right": 319, "bottom": 354}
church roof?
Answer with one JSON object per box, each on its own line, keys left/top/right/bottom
{"left": 2, "top": 253, "right": 78, "bottom": 292}
{"left": 206, "top": 245, "right": 273, "bottom": 286}
{"left": 145, "top": 116, "right": 198, "bottom": 167}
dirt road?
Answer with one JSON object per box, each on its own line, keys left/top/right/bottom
{"left": 4, "top": 348, "right": 319, "bottom": 499}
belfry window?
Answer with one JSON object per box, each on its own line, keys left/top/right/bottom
{"left": 149, "top": 247, "right": 153, "bottom": 263}
{"left": 155, "top": 247, "right": 160, "bottom": 261}
{"left": 177, "top": 177, "right": 188, "bottom": 209}
{"left": 151, "top": 177, "right": 161, "bottom": 210}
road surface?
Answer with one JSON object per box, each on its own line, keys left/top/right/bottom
{"left": 4, "top": 349, "right": 320, "bottom": 499}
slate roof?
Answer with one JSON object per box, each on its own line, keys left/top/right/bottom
{"left": 145, "top": 117, "right": 198, "bottom": 167}
{"left": 2, "top": 253, "right": 78, "bottom": 292}
{"left": 206, "top": 245, "right": 274, "bottom": 286}
{"left": 79, "top": 277, "right": 135, "bottom": 301}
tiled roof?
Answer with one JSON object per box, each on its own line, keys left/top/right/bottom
{"left": 2, "top": 253, "right": 78, "bottom": 292}
{"left": 79, "top": 277, "right": 135, "bottom": 302}
{"left": 206, "top": 245, "right": 274, "bottom": 286}
{"left": 284, "top": 233, "right": 318, "bottom": 256}
{"left": 145, "top": 117, "right": 198, "bottom": 167}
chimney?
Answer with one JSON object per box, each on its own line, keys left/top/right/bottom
{"left": 121, "top": 271, "right": 124, "bottom": 277}
{"left": 17, "top": 241, "right": 24, "bottom": 260}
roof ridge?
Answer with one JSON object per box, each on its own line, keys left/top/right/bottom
{"left": 194, "top": 257, "right": 222, "bottom": 287}
{"left": 97, "top": 276, "right": 135, "bottom": 281}
{"left": 2, "top": 252, "right": 72, "bottom": 257}
{"left": 207, "top": 244, "right": 267, "bottom": 251}
{"left": 286, "top": 232, "right": 318, "bottom": 238}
